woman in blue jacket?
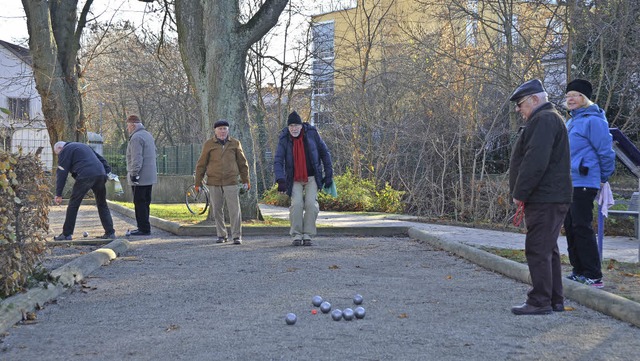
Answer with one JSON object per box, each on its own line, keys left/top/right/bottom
{"left": 563, "top": 79, "right": 616, "bottom": 288}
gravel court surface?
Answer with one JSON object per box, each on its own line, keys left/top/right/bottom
{"left": 2, "top": 231, "right": 640, "bottom": 360}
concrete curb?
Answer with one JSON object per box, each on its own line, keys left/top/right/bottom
{"left": 106, "top": 201, "right": 409, "bottom": 237}
{"left": 409, "top": 228, "right": 640, "bottom": 328}
{"left": 0, "top": 239, "right": 130, "bottom": 334}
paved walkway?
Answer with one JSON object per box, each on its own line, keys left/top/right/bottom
{"left": 260, "top": 204, "right": 640, "bottom": 263}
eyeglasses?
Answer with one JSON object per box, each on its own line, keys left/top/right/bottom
{"left": 515, "top": 95, "right": 532, "bottom": 109}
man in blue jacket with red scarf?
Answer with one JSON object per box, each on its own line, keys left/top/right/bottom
{"left": 274, "top": 111, "right": 333, "bottom": 246}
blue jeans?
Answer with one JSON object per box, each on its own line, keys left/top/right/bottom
{"left": 63, "top": 175, "right": 114, "bottom": 236}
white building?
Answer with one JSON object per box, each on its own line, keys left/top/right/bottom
{"left": 0, "top": 39, "right": 52, "bottom": 170}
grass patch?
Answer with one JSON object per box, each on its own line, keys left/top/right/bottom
{"left": 480, "top": 246, "right": 640, "bottom": 302}
{"left": 110, "top": 201, "right": 290, "bottom": 226}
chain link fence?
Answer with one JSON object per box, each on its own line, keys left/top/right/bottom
{"left": 102, "top": 143, "right": 202, "bottom": 176}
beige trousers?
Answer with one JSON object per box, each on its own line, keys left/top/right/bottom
{"left": 289, "top": 176, "right": 319, "bottom": 241}
{"left": 211, "top": 184, "right": 241, "bottom": 240}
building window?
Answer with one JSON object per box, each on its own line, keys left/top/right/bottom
{"left": 8, "top": 98, "right": 30, "bottom": 120}
{"left": 465, "top": 0, "right": 478, "bottom": 47}
{"left": 311, "top": 22, "right": 335, "bottom": 123}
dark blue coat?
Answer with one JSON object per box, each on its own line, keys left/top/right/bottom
{"left": 56, "top": 142, "right": 111, "bottom": 196}
{"left": 274, "top": 123, "right": 333, "bottom": 196}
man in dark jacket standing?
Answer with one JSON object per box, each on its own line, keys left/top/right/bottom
{"left": 53, "top": 141, "right": 116, "bottom": 241}
{"left": 274, "top": 111, "right": 333, "bottom": 246}
{"left": 508, "top": 79, "right": 572, "bottom": 315}
{"left": 126, "top": 115, "right": 158, "bottom": 236}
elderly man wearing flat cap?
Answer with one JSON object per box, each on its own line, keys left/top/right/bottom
{"left": 194, "top": 119, "right": 250, "bottom": 245}
{"left": 126, "top": 114, "right": 158, "bottom": 236}
{"left": 508, "top": 79, "right": 572, "bottom": 315}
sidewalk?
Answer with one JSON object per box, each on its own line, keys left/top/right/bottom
{"left": 260, "top": 204, "right": 640, "bottom": 263}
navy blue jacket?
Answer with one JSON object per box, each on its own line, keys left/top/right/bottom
{"left": 274, "top": 123, "right": 333, "bottom": 196}
{"left": 56, "top": 142, "right": 111, "bottom": 196}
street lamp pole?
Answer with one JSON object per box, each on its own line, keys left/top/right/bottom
{"left": 99, "top": 102, "right": 104, "bottom": 135}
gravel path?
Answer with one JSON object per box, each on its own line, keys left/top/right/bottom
{"left": 1, "top": 215, "right": 639, "bottom": 361}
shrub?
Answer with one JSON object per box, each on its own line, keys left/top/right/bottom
{"left": 262, "top": 169, "right": 405, "bottom": 213}
{"left": 0, "top": 151, "right": 51, "bottom": 299}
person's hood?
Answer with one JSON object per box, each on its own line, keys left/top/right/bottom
{"left": 569, "top": 104, "right": 606, "bottom": 120}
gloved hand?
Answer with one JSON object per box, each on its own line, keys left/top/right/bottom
{"left": 130, "top": 174, "right": 140, "bottom": 184}
{"left": 277, "top": 179, "right": 287, "bottom": 193}
{"left": 322, "top": 177, "right": 333, "bottom": 188}
{"left": 243, "top": 182, "right": 250, "bottom": 191}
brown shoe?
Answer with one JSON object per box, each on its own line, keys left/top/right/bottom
{"left": 511, "top": 303, "right": 552, "bottom": 315}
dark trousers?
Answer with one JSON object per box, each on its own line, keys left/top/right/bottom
{"left": 132, "top": 185, "right": 152, "bottom": 233}
{"left": 524, "top": 202, "right": 569, "bottom": 307}
{"left": 564, "top": 187, "right": 602, "bottom": 279}
{"left": 63, "top": 175, "right": 114, "bottom": 236}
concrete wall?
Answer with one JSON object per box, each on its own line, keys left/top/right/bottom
{"left": 106, "top": 174, "right": 193, "bottom": 204}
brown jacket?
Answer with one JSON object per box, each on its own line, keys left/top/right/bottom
{"left": 195, "top": 136, "right": 249, "bottom": 187}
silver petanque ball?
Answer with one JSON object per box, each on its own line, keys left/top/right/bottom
{"left": 312, "top": 295, "right": 323, "bottom": 307}
{"left": 285, "top": 313, "right": 297, "bottom": 325}
{"left": 83, "top": 231, "right": 89, "bottom": 237}
{"left": 320, "top": 301, "right": 331, "bottom": 313}
{"left": 331, "top": 309, "right": 342, "bottom": 321}
{"left": 354, "top": 306, "right": 366, "bottom": 319}
{"left": 353, "top": 294, "right": 363, "bottom": 305}
{"left": 343, "top": 308, "right": 354, "bottom": 321}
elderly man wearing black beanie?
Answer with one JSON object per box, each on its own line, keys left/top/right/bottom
{"left": 274, "top": 111, "right": 333, "bottom": 246}
{"left": 508, "top": 79, "right": 572, "bottom": 315}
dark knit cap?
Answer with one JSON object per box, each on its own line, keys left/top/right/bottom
{"left": 127, "top": 115, "right": 141, "bottom": 123}
{"left": 566, "top": 79, "right": 592, "bottom": 99}
{"left": 214, "top": 119, "right": 230, "bottom": 128}
{"left": 287, "top": 111, "right": 302, "bottom": 125}
{"left": 509, "top": 79, "right": 546, "bottom": 101}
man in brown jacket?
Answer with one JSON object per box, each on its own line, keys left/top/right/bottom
{"left": 195, "top": 120, "right": 250, "bottom": 245}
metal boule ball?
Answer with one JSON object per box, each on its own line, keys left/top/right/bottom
{"left": 83, "top": 231, "right": 89, "bottom": 237}
{"left": 343, "top": 308, "right": 354, "bottom": 321}
{"left": 353, "top": 294, "right": 363, "bottom": 305}
{"left": 285, "top": 313, "right": 297, "bottom": 325}
{"left": 354, "top": 306, "right": 366, "bottom": 319}
{"left": 331, "top": 309, "right": 342, "bottom": 321}
{"left": 320, "top": 301, "right": 331, "bottom": 313}
{"left": 312, "top": 295, "right": 323, "bottom": 307}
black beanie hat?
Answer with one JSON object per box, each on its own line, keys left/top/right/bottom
{"left": 287, "top": 111, "right": 302, "bottom": 125}
{"left": 566, "top": 79, "right": 592, "bottom": 99}
{"left": 214, "top": 119, "right": 230, "bottom": 128}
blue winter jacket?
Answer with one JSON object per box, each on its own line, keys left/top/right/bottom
{"left": 274, "top": 123, "right": 333, "bottom": 197}
{"left": 565, "top": 104, "right": 616, "bottom": 188}
{"left": 56, "top": 142, "right": 111, "bottom": 196}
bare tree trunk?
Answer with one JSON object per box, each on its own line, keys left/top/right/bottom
{"left": 175, "top": 0, "right": 288, "bottom": 219}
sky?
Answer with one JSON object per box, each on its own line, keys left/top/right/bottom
{"left": 0, "top": 0, "right": 160, "bottom": 46}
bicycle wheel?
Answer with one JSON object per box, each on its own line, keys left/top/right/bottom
{"left": 185, "top": 185, "right": 210, "bottom": 215}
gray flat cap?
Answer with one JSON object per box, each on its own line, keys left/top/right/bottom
{"left": 509, "top": 79, "right": 545, "bottom": 101}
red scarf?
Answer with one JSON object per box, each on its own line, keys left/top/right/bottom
{"left": 292, "top": 129, "right": 308, "bottom": 182}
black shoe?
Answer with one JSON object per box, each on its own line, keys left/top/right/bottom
{"left": 53, "top": 233, "right": 72, "bottom": 241}
{"left": 216, "top": 237, "right": 228, "bottom": 243}
{"left": 552, "top": 303, "right": 565, "bottom": 312}
{"left": 292, "top": 239, "right": 302, "bottom": 246}
{"left": 233, "top": 238, "right": 242, "bottom": 245}
{"left": 302, "top": 239, "right": 313, "bottom": 246}
{"left": 97, "top": 232, "right": 116, "bottom": 240}
{"left": 511, "top": 303, "right": 552, "bottom": 315}
{"left": 128, "top": 229, "right": 150, "bottom": 236}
